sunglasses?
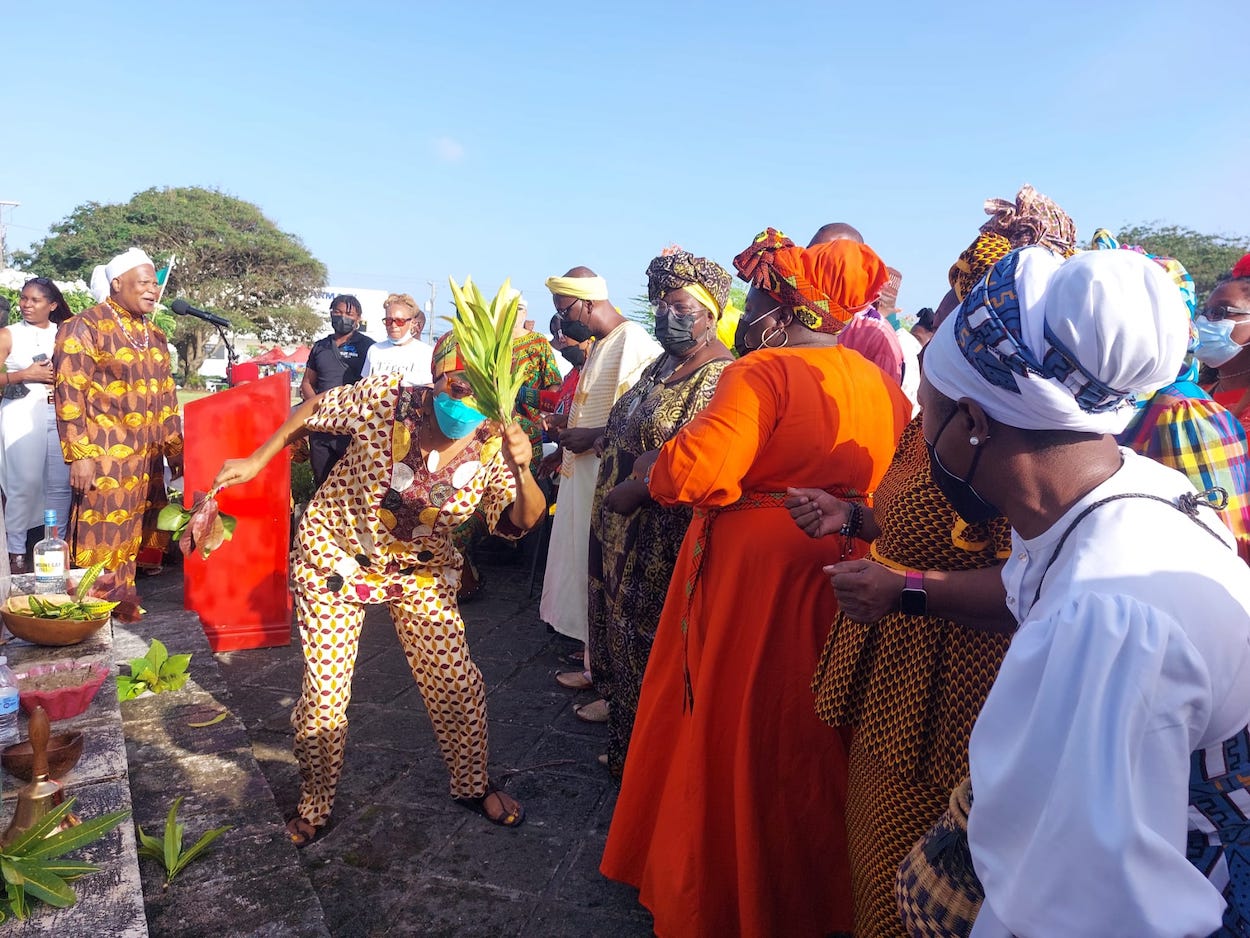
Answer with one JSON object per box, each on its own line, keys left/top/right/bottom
{"left": 383, "top": 317, "right": 414, "bottom": 325}
{"left": 1201, "top": 305, "right": 1250, "bottom": 322}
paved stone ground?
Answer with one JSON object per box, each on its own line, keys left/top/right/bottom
{"left": 140, "top": 539, "right": 654, "bottom": 938}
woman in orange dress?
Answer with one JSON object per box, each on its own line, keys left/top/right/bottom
{"left": 601, "top": 230, "right": 911, "bottom": 938}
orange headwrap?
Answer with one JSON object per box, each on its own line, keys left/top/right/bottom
{"left": 732, "top": 228, "right": 888, "bottom": 335}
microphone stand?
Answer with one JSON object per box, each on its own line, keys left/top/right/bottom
{"left": 213, "top": 321, "right": 239, "bottom": 385}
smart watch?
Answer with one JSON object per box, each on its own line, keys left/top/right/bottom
{"left": 900, "top": 570, "right": 928, "bottom": 616}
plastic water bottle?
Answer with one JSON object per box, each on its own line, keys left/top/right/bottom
{"left": 0, "top": 657, "right": 19, "bottom": 747}
{"left": 33, "top": 509, "right": 68, "bottom": 593}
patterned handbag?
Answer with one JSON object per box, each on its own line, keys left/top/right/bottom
{"left": 896, "top": 776, "right": 985, "bottom": 938}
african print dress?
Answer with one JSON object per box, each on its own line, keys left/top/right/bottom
{"left": 810, "top": 416, "right": 1011, "bottom": 937}
{"left": 54, "top": 299, "right": 182, "bottom": 595}
{"left": 510, "top": 331, "right": 562, "bottom": 472}
{"left": 586, "top": 354, "right": 729, "bottom": 777}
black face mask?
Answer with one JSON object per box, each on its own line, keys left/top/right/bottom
{"left": 331, "top": 314, "right": 356, "bottom": 337}
{"left": 559, "top": 319, "right": 592, "bottom": 343}
{"left": 560, "top": 345, "right": 587, "bottom": 368}
{"left": 654, "top": 309, "right": 701, "bottom": 357}
{"left": 924, "top": 409, "right": 999, "bottom": 524}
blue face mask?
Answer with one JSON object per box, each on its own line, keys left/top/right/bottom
{"left": 432, "top": 392, "right": 486, "bottom": 439}
{"left": 1194, "top": 315, "right": 1248, "bottom": 368}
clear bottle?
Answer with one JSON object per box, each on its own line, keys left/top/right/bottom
{"left": 33, "top": 509, "right": 69, "bottom": 593}
{"left": 0, "top": 656, "right": 19, "bottom": 746}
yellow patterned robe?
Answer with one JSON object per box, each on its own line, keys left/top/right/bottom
{"left": 53, "top": 299, "right": 182, "bottom": 594}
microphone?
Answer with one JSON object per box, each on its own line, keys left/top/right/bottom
{"left": 170, "top": 298, "right": 231, "bottom": 329}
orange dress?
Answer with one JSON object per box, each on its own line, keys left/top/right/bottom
{"left": 600, "top": 346, "right": 911, "bottom": 938}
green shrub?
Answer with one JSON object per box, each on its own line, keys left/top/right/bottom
{"left": 291, "top": 461, "right": 315, "bottom": 505}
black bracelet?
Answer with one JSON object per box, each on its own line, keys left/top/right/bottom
{"left": 839, "top": 503, "right": 863, "bottom": 540}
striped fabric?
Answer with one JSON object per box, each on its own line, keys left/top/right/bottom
{"left": 1117, "top": 380, "right": 1250, "bottom": 562}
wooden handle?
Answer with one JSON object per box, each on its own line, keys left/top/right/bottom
{"left": 29, "top": 706, "right": 49, "bottom": 779}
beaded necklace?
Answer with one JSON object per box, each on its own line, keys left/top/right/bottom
{"left": 106, "top": 298, "right": 151, "bottom": 352}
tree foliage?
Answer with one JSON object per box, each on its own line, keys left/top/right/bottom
{"left": 15, "top": 187, "right": 327, "bottom": 378}
{"left": 1115, "top": 223, "right": 1249, "bottom": 303}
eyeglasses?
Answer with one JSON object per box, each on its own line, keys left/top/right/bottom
{"left": 1201, "top": 305, "right": 1250, "bottom": 321}
{"left": 653, "top": 301, "right": 705, "bottom": 318}
{"left": 555, "top": 299, "right": 582, "bottom": 319}
{"left": 441, "top": 378, "right": 474, "bottom": 398}
{"left": 383, "top": 317, "right": 414, "bottom": 325}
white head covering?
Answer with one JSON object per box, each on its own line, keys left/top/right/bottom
{"left": 923, "top": 247, "right": 1190, "bottom": 434}
{"left": 88, "top": 247, "right": 155, "bottom": 303}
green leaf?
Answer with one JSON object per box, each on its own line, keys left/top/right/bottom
{"left": 187, "top": 711, "right": 228, "bottom": 728}
{"left": 168, "top": 825, "right": 230, "bottom": 879}
{"left": 2, "top": 799, "right": 77, "bottom": 855}
{"left": 161, "top": 672, "right": 190, "bottom": 693}
{"left": 116, "top": 675, "right": 143, "bottom": 701}
{"left": 147, "top": 639, "right": 169, "bottom": 670}
{"left": 25, "top": 808, "right": 129, "bottom": 860}
{"left": 220, "top": 513, "right": 238, "bottom": 538}
{"left": 136, "top": 823, "right": 164, "bottom": 857}
{"left": 155, "top": 504, "right": 192, "bottom": 532}
{"left": 163, "top": 798, "right": 183, "bottom": 876}
{"left": 4, "top": 868, "right": 29, "bottom": 919}
{"left": 33, "top": 861, "right": 100, "bottom": 882}
{"left": 5, "top": 859, "right": 76, "bottom": 908}
{"left": 161, "top": 653, "right": 192, "bottom": 678}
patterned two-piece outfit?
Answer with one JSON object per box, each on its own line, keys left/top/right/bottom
{"left": 292, "top": 374, "right": 523, "bottom": 827}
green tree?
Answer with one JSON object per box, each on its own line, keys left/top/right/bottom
{"left": 1115, "top": 224, "right": 1249, "bottom": 304}
{"left": 14, "top": 187, "right": 327, "bottom": 379}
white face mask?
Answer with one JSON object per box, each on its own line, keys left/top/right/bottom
{"left": 1194, "top": 315, "right": 1249, "bottom": 368}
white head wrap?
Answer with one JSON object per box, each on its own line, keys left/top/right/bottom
{"left": 923, "top": 247, "right": 1189, "bottom": 434}
{"left": 88, "top": 248, "right": 155, "bottom": 303}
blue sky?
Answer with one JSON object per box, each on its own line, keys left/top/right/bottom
{"left": 4, "top": 0, "right": 1246, "bottom": 322}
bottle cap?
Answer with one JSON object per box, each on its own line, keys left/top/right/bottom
{"left": 44, "top": 509, "right": 57, "bottom": 525}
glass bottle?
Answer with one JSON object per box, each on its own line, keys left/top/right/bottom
{"left": 33, "top": 509, "right": 69, "bottom": 593}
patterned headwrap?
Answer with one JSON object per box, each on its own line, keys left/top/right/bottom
{"left": 924, "top": 247, "right": 1189, "bottom": 434}
{"left": 431, "top": 331, "right": 463, "bottom": 377}
{"left": 732, "top": 228, "right": 888, "bottom": 335}
{"left": 948, "top": 232, "right": 1012, "bottom": 302}
{"left": 979, "top": 184, "right": 1078, "bottom": 256}
{"left": 645, "top": 250, "right": 732, "bottom": 317}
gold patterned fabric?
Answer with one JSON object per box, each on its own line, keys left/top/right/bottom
{"left": 811, "top": 416, "right": 1011, "bottom": 937}
{"left": 53, "top": 300, "right": 181, "bottom": 593}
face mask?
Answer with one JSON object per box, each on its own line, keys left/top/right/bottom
{"left": 734, "top": 306, "right": 781, "bottom": 358}
{"left": 924, "top": 409, "right": 999, "bottom": 524}
{"left": 1194, "top": 315, "right": 1247, "bottom": 368}
{"left": 560, "top": 345, "right": 587, "bottom": 368}
{"left": 432, "top": 392, "right": 486, "bottom": 439}
{"left": 559, "top": 319, "right": 593, "bottom": 343}
{"left": 654, "top": 309, "right": 702, "bottom": 357}
{"left": 331, "top": 314, "right": 356, "bottom": 337}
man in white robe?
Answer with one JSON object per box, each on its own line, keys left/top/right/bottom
{"left": 916, "top": 246, "right": 1250, "bottom": 937}
{"left": 539, "top": 268, "right": 658, "bottom": 689}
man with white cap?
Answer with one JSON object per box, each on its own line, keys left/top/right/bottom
{"left": 54, "top": 247, "right": 182, "bottom": 607}
{"left": 911, "top": 247, "right": 1250, "bottom": 936}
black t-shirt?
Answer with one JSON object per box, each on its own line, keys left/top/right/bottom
{"left": 306, "top": 331, "right": 376, "bottom": 394}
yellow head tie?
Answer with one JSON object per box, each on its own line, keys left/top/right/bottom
{"left": 680, "top": 283, "right": 721, "bottom": 319}
{"left": 545, "top": 275, "right": 609, "bottom": 301}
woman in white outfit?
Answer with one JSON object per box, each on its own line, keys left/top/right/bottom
{"left": 0, "top": 278, "right": 73, "bottom": 572}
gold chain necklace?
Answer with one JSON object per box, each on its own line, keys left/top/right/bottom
{"left": 106, "top": 298, "right": 151, "bottom": 352}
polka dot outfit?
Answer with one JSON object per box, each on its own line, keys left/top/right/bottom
{"left": 292, "top": 375, "right": 521, "bottom": 827}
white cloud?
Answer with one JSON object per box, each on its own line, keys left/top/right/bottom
{"left": 434, "top": 137, "right": 465, "bottom": 163}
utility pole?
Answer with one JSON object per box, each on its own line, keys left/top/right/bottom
{"left": 0, "top": 201, "right": 20, "bottom": 269}
{"left": 426, "top": 281, "right": 437, "bottom": 342}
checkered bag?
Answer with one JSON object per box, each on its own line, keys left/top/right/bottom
{"left": 896, "top": 776, "right": 984, "bottom": 938}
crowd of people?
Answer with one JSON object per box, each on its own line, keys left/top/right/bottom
{"left": 5, "top": 185, "right": 1250, "bottom": 936}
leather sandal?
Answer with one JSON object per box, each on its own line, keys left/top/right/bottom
{"left": 574, "top": 698, "right": 610, "bottom": 723}
{"left": 286, "top": 816, "right": 322, "bottom": 848}
{"left": 453, "top": 780, "right": 525, "bottom": 828}
{"left": 555, "top": 669, "right": 593, "bottom": 691}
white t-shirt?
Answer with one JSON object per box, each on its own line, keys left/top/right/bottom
{"left": 361, "top": 337, "right": 433, "bottom": 384}
{"left": 968, "top": 450, "right": 1250, "bottom": 938}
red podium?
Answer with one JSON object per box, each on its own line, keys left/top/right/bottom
{"left": 183, "top": 373, "right": 293, "bottom": 650}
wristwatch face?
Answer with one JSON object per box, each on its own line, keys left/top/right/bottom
{"left": 900, "top": 587, "right": 927, "bottom": 616}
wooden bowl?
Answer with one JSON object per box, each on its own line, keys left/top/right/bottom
{"left": 1, "top": 730, "right": 85, "bottom": 781}
{"left": 1, "top": 595, "right": 109, "bottom": 646}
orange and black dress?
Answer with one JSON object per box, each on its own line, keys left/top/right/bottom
{"left": 811, "top": 416, "right": 1011, "bottom": 937}
{"left": 601, "top": 346, "right": 910, "bottom": 938}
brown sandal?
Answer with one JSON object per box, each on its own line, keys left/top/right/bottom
{"left": 454, "top": 781, "right": 526, "bottom": 828}
{"left": 286, "top": 816, "right": 322, "bottom": 848}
